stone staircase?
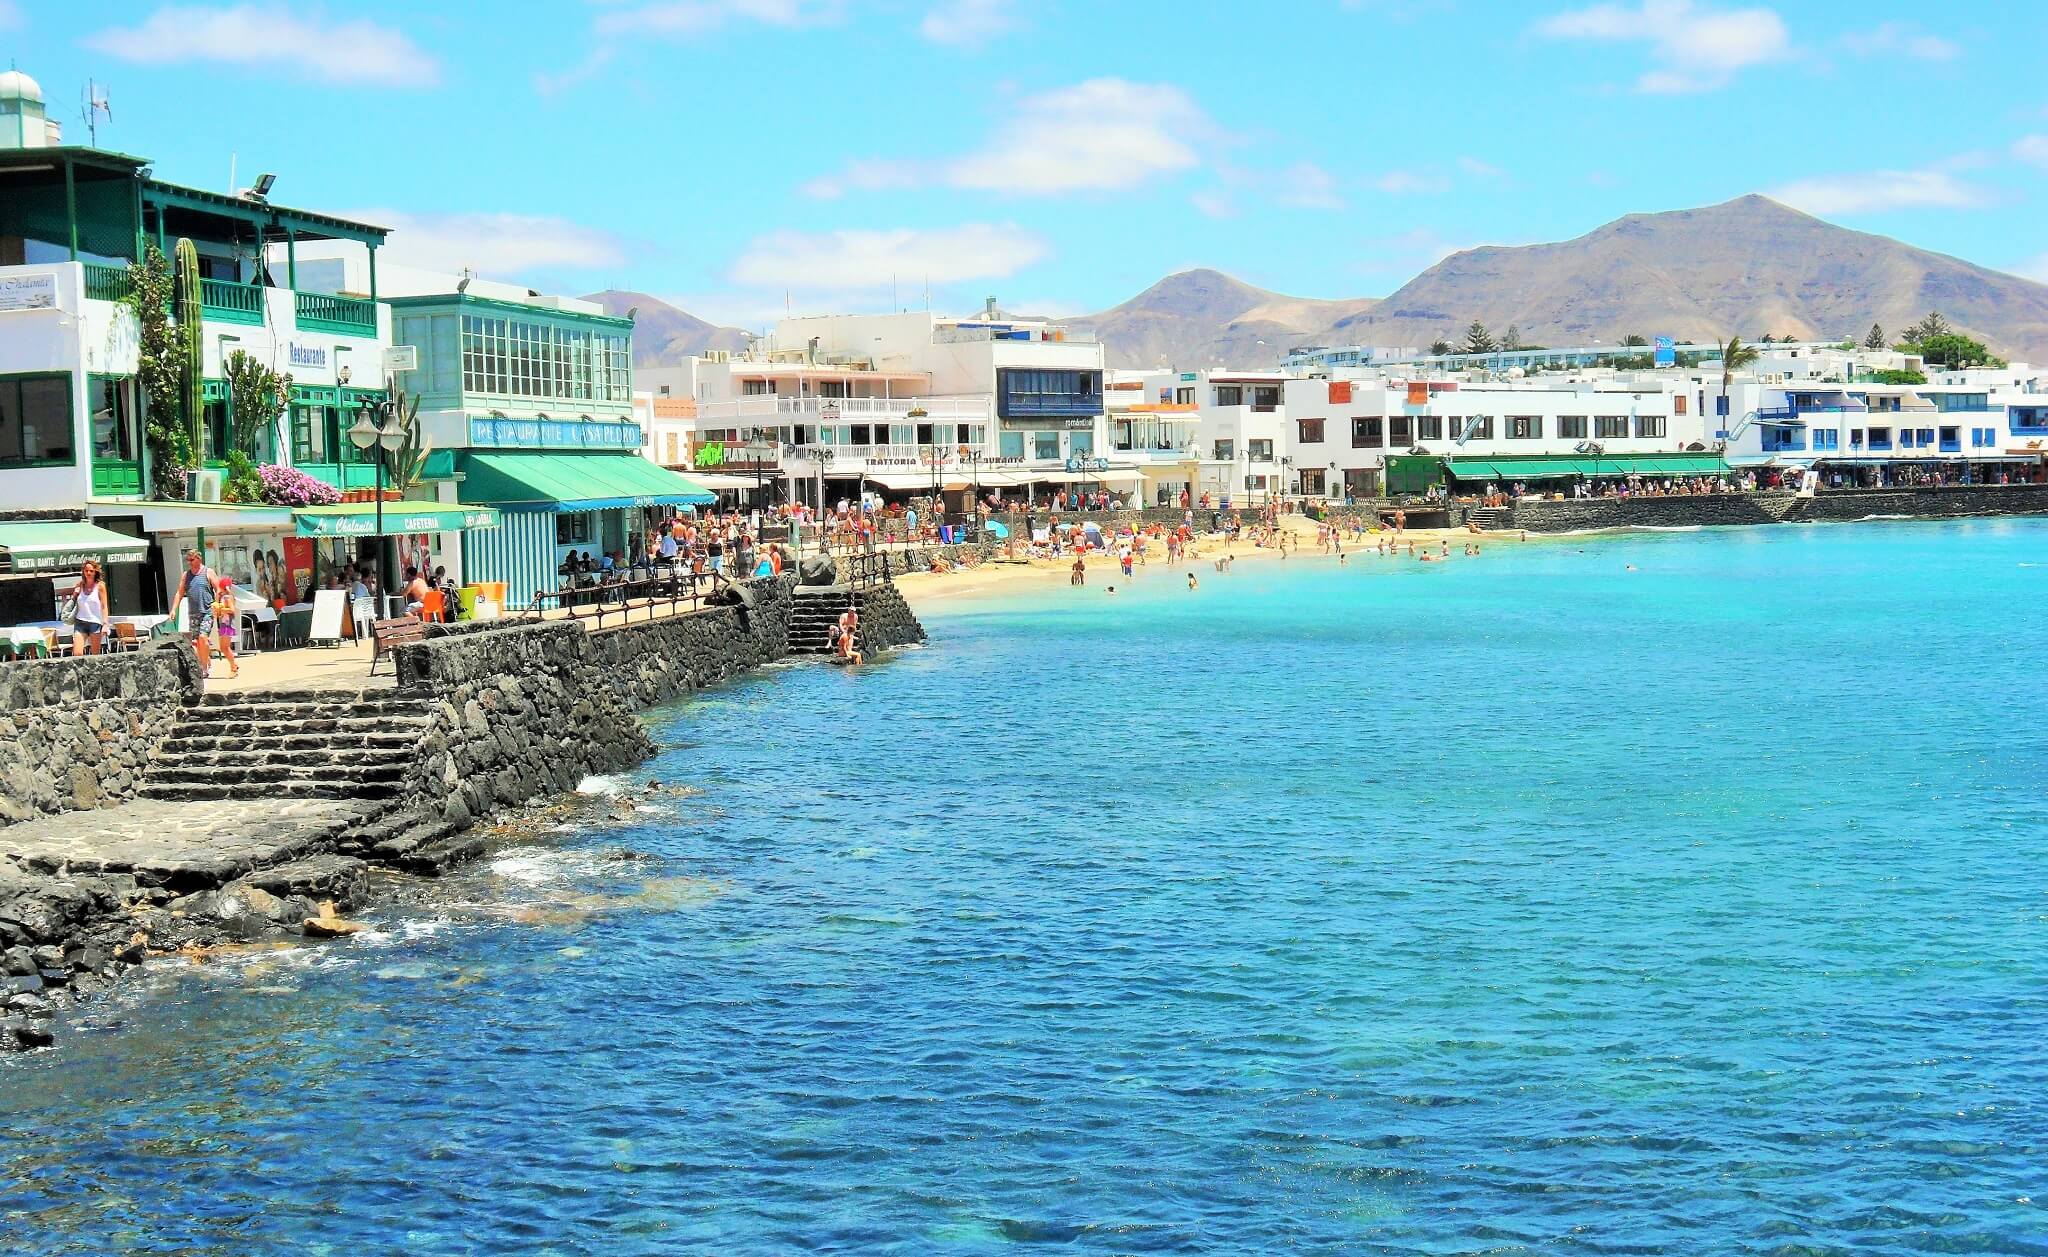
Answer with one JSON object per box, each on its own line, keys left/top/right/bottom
{"left": 140, "top": 691, "right": 434, "bottom": 803}
{"left": 1467, "top": 505, "right": 1513, "bottom": 531}
{"left": 787, "top": 588, "right": 863, "bottom": 657}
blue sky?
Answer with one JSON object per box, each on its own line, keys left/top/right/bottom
{"left": 9, "top": 0, "right": 2048, "bottom": 328}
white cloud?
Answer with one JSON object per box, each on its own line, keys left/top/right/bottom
{"left": 1841, "top": 21, "right": 1959, "bottom": 62}
{"left": 1374, "top": 170, "right": 1450, "bottom": 195}
{"left": 1765, "top": 169, "right": 1996, "bottom": 215}
{"left": 805, "top": 78, "right": 1214, "bottom": 198}
{"left": 1457, "top": 156, "right": 1504, "bottom": 178}
{"left": 948, "top": 80, "right": 1211, "bottom": 194}
{"left": 85, "top": 4, "right": 439, "bottom": 86}
{"left": 919, "top": 0, "right": 1016, "bottom": 47}
{"left": 728, "top": 223, "right": 1047, "bottom": 291}
{"left": 352, "top": 210, "right": 627, "bottom": 278}
{"left": 2013, "top": 135, "right": 2048, "bottom": 171}
{"left": 1275, "top": 162, "right": 1346, "bottom": 210}
{"left": 593, "top": 0, "right": 843, "bottom": 38}
{"left": 1190, "top": 189, "right": 1238, "bottom": 219}
{"left": 1534, "top": 0, "right": 1789, "bottom": 93}
{"left": 0, "top": 1, "right": 22, "bottom": 32}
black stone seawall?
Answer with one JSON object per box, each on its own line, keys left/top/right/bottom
{"left": 0, "top": 643, "right": 198, "bottom": 824}
{"left": 1505, "top": 483, "right": 2048, "bottom": 533}
{"left": 0, "top": 575, "right": 922, "bottom": 1051}
{"left": 391, "top": 575, "right": 803, "bottom": 832}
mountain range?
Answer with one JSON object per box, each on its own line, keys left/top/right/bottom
{"left": 593, "top": 195, "right": 2048, "bottom": 372}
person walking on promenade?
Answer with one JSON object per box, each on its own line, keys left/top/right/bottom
{"left": 178, "top": 550, "right": 217, "bottom": 676}
{"left": 68, "top": 561, "right": 107, "bottom": 656}
{"left": 210, "top": 576, "right": 240, "bottom": 678}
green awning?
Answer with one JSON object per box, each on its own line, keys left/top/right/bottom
{"left": 293, "top": 503, "right": 502, "bottom": 538}
{"left": 0, "top": 521, "right": 149, "bottom": 572}
{"left": 1446, "top": 454, "right": 1729, "bottom": 481}
{"left": 455, "top": 452, "right": 716, "bottom": 512}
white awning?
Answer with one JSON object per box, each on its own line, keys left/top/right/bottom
{"left": 88, "top": 499, "right": 294, "bottom": 533}
{"left": 677, "top": 472, "right": 765, "bottom": 490}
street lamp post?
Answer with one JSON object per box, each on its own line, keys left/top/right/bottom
{"left": 347, "top": 394, "right": 411, "bottom": 576}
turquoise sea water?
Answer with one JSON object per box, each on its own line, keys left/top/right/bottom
{"left": 5, "top": 519, "right": 2048, "bottom": 1254}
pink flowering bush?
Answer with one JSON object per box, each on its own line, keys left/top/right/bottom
{"left": 256, "top": 463, "right": 342, "bottom": 506}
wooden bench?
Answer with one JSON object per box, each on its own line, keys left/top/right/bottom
{"left": 369, "top": 615, "right": 426, "bottom": 675}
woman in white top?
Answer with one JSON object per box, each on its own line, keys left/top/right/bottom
{"left": 69, "top": 561, "right": 107, "bottom": 656}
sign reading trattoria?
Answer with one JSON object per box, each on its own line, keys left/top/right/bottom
{"left": 0, "top": 273, "right": 57, "bottom": 313}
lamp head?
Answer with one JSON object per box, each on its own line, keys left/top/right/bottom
{"left": 346, "top": 407, "right": 380, "bottom": 451}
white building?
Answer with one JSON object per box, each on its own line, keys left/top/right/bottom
{"left": 639, "top": 305, "right": 1121, "bottom": 510}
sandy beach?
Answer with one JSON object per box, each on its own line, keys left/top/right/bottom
{"left": 893, "top": 515, "right": 1533, "bottom": 610}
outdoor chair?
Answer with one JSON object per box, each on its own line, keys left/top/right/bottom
{"left": 110, "top": 622, "right": 140, "bottom": 653}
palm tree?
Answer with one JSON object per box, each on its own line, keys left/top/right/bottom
{"left": 1718, "top": 335, "right": 1760, "bottom": 400}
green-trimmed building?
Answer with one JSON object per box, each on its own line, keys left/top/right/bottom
{"left": 376, "top": 288, "right": 713, "bottom": 608}
{"left": 0, "top": 67, "right": 407, "bottom": 611}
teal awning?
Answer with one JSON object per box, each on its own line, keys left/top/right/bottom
{"left": 455, "top": 452, "right": 716, "bottom": 512}
{"left": 292, "top": 503, "right": 502, "bottom": 538}
{"left": 0, "top": 521, "right": 148, "bottom": 572}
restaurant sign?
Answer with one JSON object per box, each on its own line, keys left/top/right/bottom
{"left": 0, "top": 273, "right": 58, "bottom": 313}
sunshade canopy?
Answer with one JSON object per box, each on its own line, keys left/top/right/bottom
{"left": 456, "top": 452, "right": 715, "bottom": 512}
{"left": 1445, "top": 454, "right": 1729, "bottom": 481}
{"left": 0, "top": 521, "right": 147, "bottom": 572}
{"left": 293, "top": 503, "right": 502, "bottom": 538}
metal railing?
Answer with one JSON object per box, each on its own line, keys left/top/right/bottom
{"left": 525, "top": 568, "right": 746, "bottom": 629}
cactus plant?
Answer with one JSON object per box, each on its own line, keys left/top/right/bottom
{"left": 174, "top": 238, "right": 204, "bottom": 456}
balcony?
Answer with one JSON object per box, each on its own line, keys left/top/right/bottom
{"left": 82, "top": 262, "right": 132, "bottom": 302}
{"left": 1938, "top": 440, "right": 1962, "bottom": 453}
{"left": 999, "top": 391, "right": 1101, "bottom": 420}
{"left": 295, "top": 291, "right": 377, "bottom": 336}
{"left": 693, "top": 394, "right": 991, "bottom": 424}
{"left": 197, "top": 278, "right": 265, "bottom": 325}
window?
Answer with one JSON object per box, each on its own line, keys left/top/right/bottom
{"left": 461, "top": 315, "right": 630, "bottom": 403}
{"left": 1000, "top": 430, "right": 1024, "bottom": 459}
{"left": 1389, "top": 416, "right": 1412, "bottom": 446}
{"left": 202, "top": 398, "right": 232, "bottom": 463}
{"left": 1297, "top": 418, "right": 1325, "bottom": 443}
{"left": 1416, "top": 416, "right": 1442, "bottom": 442}
{"left": 1811, "top": 429, "right": 1837, "bottom": 451}
{"left": 1352, "top": 416, "right": 1383, "bottom": 448}
{"left": 1251, "top": 386, "right": 1280, "bottom": 411}
{"left": 1849, "top": 429, "right": 1863, "bottom": 448}
{"left": 1462, "top": 416, "right": 1494, "bottom": 441}
{"left": 1557, "top": 416, "right": 1587, "bottom": 440}
{"left": 1507, "top": 415, "right": 1541, "bottom": 440}
{"left": 1673, "top": 395, "right": 1687, "bottom": 415}
{"left": 1919, "top": 428, "right": 1936, "bottom": 447}
{"left": 1247, "top": 439, "right": 1273, "bottom": 461}
{"left": 1174, "top": 386, "right": 1194, "bottom": 405}
{"left": 1939, "top": 425, "right": 1960, "bottom": 450}
{"left": 997, "top": 368, "right": 1100, "bottom": 418}
{"left": 1594, "top": 415, "right": 1628, "bottom": 439}
{"left": 1033, "top": 431, "right": 1060, "bottom": 461}
{"left": 1973, "top": 427, "right": 1995, "bottom": 448}
{"left": 742, "top": 379, "right": 773, "bottom": 396}
{"left": 291, "top": 404, "right": 337, "bottom": 464}
{"left": 0, "top": 375, "right": 74, "bottom": 466}
{"left": 1070, "top": 430, "right": 1094, "bottom": 457}
{"left": 89, "top": 376, "right": 137, "bottom": 464}
{"left": 1633, "top": 414, "right": 1665, "bottom": 439}
{"left": 1213, "top": 439, "right": 1235, "bottom": 460}
{"left": 1214, "top": 385, "right": 1243, "bottom": 406}
{"left": 555, "top": 513, "right": 593, "bottom": 545}
{"left": 1868, "top": 426, "right": 1891, "bottom": 449}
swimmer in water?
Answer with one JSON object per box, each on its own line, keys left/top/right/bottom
{"left": 1106, "top": 585, "right": 1118, "bottom": 595}
{"left": 1187, "top": 573, "right": 1199, "bottom": 590}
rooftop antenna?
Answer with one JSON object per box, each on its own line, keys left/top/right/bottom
{"left": 81, "top": 80, "right": 112, "bottom": 146}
